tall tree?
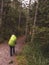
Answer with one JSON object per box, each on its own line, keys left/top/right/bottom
{"left": 31, "top": 0, "right": 39, "bottom": 42}
{"left": 18, "top": 1, "right": 22, "bottom": 29}
{"left": 0, "top": 0, "right": 3, "bottom": 27}
{"left": 25, "top": 0, "right": 32, "bottom": 39}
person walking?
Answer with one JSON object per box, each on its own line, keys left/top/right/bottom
{"left": 8, "top": 34, "right": 17, "bottom": 64}
{"left": 8, "top": 34, "right": 17, "bottom": 56}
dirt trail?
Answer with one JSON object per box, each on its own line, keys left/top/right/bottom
{"left": 0, "top": 35, "right": 26, "bottom": 65}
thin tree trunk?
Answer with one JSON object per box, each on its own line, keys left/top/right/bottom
{"left": 18, "top": 2, "right": 22, "bottom": 29}
{"left": 1, "top": 0, "right": 3, "bottom": 16}
{"left": 18, "top": 7, "right": 21, "bottom": 28}
{"left": 25, "top": 8, "right": 29, "bottom": 37}
{"left": 0, "top": 0, "right": 3, "bottom": 26}
{"left": 31, "top": 0, "right": 39, "bottom": 42}
{"left": 25, "top": 0, "right": 31, "bottom": 41}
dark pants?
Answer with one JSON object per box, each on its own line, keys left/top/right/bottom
{"left": 10, "top": 46, "right": 15, "bottom": 56}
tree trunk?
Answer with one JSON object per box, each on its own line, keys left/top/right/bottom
{"left": 25, "top": 0, "right": 31, "bottom": 41}
{"left": 31, "top": 0, "right": 39, "bottom": 42}
{"left": 18, "top": 2, "right": 22, "bottom": 29}
{"left": 0, "top": 0, "right": 3, "bottom": 27}
{"left": 25, "top": 8, "right": 29, "bottom": 37}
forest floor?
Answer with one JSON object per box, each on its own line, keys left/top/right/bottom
{"left": 0, "top": 35, "right": 26, "bottom": 65}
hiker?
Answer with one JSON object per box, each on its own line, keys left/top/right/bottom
{"left": 8, "top": 34, "right": 17, "bottom": 56}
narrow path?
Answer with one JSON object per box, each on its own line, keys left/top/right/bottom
{"left": 0, "top": 35, "right": 26, "bottom": 65}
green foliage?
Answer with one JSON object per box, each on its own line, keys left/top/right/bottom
{"left": 22, "top": 3, "right": 49, "bottom": 61}
{"left": 36, "top": 0, "right": 49, "bottom": 27}
{"left": 16, "top": 55, "right": 27, "bottom": 65}
{"left": 22, "top": 42, "right": 49, "bottom": 65}
{"left": 0, "top": 0, "right": 26, "bottom": 42}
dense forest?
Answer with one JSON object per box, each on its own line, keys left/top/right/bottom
{"left": 0, "top": 0, "right": 49, "bottom": 65}
{"left": 0, "top": 0, "right": 26, "bottom": 42}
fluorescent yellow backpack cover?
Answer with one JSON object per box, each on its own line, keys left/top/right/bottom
{"left": 8, "top": 35, "right": 17, "bottom": 46}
